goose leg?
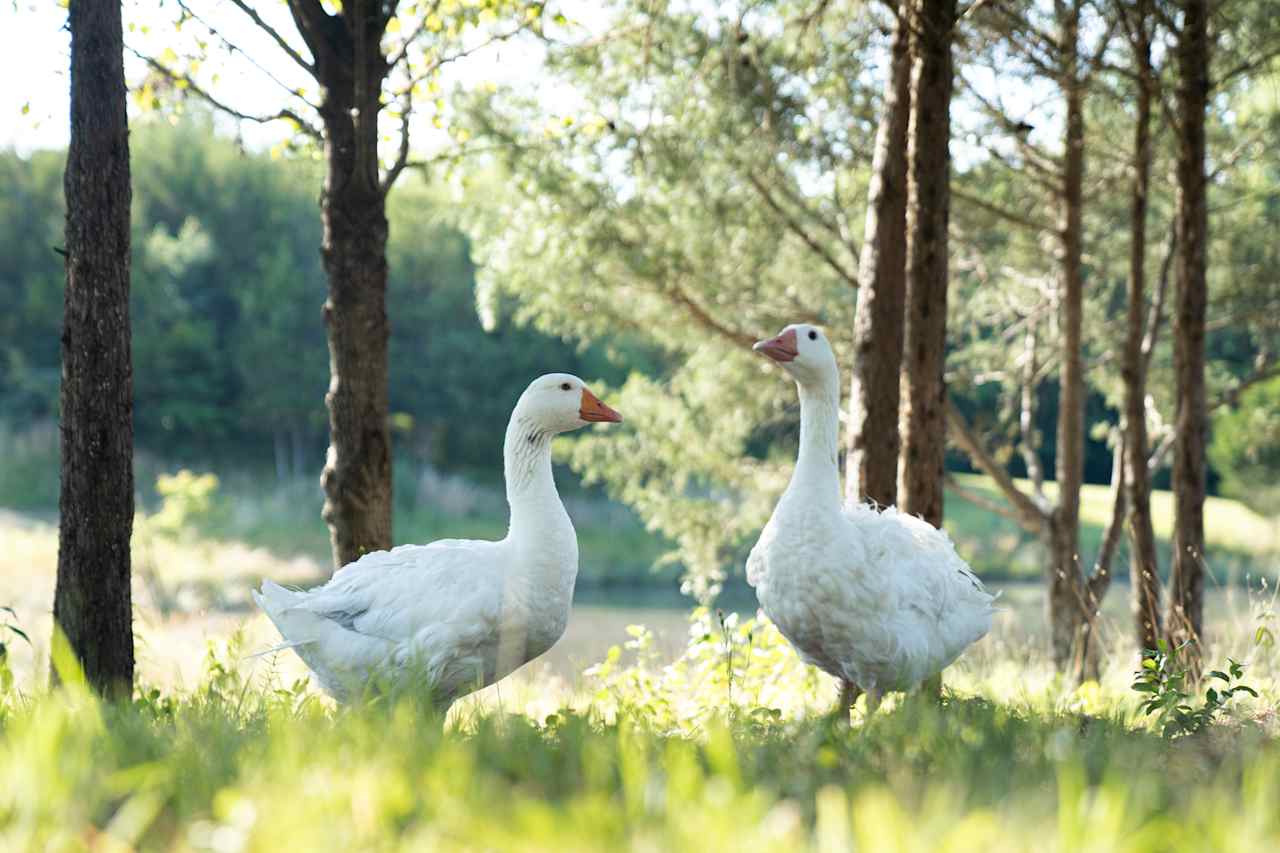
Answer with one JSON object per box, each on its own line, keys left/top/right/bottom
{"left": 835, "top": 678, "right": 861, "bottom": 717}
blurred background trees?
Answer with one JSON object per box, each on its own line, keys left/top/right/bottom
{"left": 5, "top": 0, "right": 1280, "bottom": 681}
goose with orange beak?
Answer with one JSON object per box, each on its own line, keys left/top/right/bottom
{"left": 746, "top": 323, "right": 994, "bottom": 715}
{"left": 255, "top": 373, "right": 621, "bottom": 709}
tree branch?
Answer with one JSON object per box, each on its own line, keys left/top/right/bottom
{"left": 660, "top": 279, "right": 759, "bottom": 349}
{"left": 1141, "top": 216, "right": 1176, "bottom": 375}
{"left": 381, "top": 89, "right": 414, "bottom": 194}
{"left": 944, "top": 474, "right": 1023, "bottom": 524}
{"left": 1215, "top": 41, "right": 1280, "bottom": 90}
{"left": 285, "top": 0, "right": 339, "bottom": 73}
{"left": 390, "top": 24, "right": 531, "bottom": 92}
{"left": 746, "top": 172, "right": 860, "bottom": 291}
{"left": 953, "top": 186, "right": 1054, "bottom": 231}
{"left": 1213, "top": 357, "right": 1280, "bottom": 410}
{"left": 227, "top": 0, "right": 316, "bottom": 75}
{"left": 176, "top": 0, "right": 318, "bottom": 106}
{"left": 1018, "top": 321, "right": 1046, "bottom": 499}
{"left": 1087, "top": 430, "right": 1126, "bottom": 606}
{"left": 130, "top": 47, "right": 322, "bottom": 139}
{"left": 945, "top": 398, "right": 1049, "bottom": 533}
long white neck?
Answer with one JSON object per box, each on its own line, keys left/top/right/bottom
{"left": 502, "top": 408, "right": 577, "bottom": 609}
{"left": 503, "top": 410, "right": 571, "bottom": 540}
{"left": 782, "top": 369, "right": 843, "bottom": 511}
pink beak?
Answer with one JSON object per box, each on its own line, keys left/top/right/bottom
{"left": 752, "top": 328, "right": 799, "bottom": 363}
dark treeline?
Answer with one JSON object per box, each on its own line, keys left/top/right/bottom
{"left": 1, "top": 119, "right": 1274, "bottom": 512}
{"left": 0, "top": 116, "right": 627, "bottom": 484}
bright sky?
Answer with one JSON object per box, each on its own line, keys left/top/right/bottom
{"left": 0, "top": 0, "right": 590, "bottom": 156}
{"left": 0, "top": 1, "right": 1041, "bottom": 173}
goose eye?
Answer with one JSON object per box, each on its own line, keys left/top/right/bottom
{"left": 808, "top": 330, "right": 818, "bottom": 340}
{"left": 560, "top": 382, "right": 572, "bottom": 391}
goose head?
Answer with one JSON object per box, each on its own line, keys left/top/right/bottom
{"left": 753, "top": 324, "right": 838, "bottom": 386}
{"left": 516, "top": 373, "right": 622, "bottom": 433}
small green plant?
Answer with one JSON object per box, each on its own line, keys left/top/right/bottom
{"left": 1131, "top": 640, "right": 1259, "bottom": 738}
{"left": 141, "top": 469, "right": 227, "bottom": 540}
{"left": 1, "top": 605, "right": 31, "bottom": 694}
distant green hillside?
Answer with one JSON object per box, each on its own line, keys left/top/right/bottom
{"left": 944, "top": 473, "right": 1280, "bottom": 581}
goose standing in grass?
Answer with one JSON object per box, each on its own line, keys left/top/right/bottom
{"left": 254, "top": 373, "right": 621, "bottom": 709}
{"left": 747, "top": 324, "right": 994, "bottom": 713}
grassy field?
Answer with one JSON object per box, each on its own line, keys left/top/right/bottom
{"left": 3, "top": 503, "right": 1280, "bottom": 849}
{"left": 3, "top": 447, "right": 1280, "bottom": 849}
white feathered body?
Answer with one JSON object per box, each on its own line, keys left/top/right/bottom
{"left": 254, "top": 523, "right": 576, "bottom": 705}
{"left": 749, "top": 498, "right": 993, "bottom": 692}
{"left": 744, "top": 336, "right": 994, "bottom": 694}
{"left": 254, "top": 380, "right": 595, "bottom": 709}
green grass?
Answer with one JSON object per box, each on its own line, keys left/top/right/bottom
{"left": 2, "top": 609, "right": 1279, "bottom": 851}
{"left": 3, "top": 493, "right": 1280, "bottom": 849}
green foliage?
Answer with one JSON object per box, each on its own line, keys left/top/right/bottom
{"left": 462, "top": 0, "right": 1280, "bottom": 598}
{"left": 139, "top": 470, "right": 228, "bottom": 541}
{"left": 1131, "top": 641, "right": 1260, "bottom": 738}
{"left": 584, "top": 607, "right": 824, "bottom": 731}
{"left": 1211, "top": 376, "right": 1280, "bottom": 515}
{"left": 0, "top": 116, "right": 624, "bottom": 484}
{"left": 0, "top": 606, "right": 30, "bottom": 695}
{"left": 465, "top": 0, "right": 878, "bottom": 597}
{"left": 0, "top": 150, "right": 63, "bottom": 419}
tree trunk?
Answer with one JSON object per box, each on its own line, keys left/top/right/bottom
{"left": 318, "top": 117, "right": 393, "bottom": 567}
{"left": 899, "top": 0, "right": 955, "bottom": 527}
{"left": 1123, "top": 1, "right": 1163, "bottom": 654}
{"left": 1046, "top": 0, "right": 1093, "bottom": 679}
{"left": 1168, "top": 0, "right": 1210, "bottom": 665}
{"left": 53, "top": 0, "right": 134, "bottom": 699}
{"left": 847, "top": 1, "right": 911, "bottom": 507}
{"left": 290, "top": 0, "right": 396, "bottom": 568}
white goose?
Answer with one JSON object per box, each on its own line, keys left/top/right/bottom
{"left": 254, "top": 373, "right": 621, "bottom": 709}
{"left": 747, "top": 324, "right": 994, "bottom": 711}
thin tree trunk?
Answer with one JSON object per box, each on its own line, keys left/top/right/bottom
{"left": 899, "top": 0, "right": 955, "bottom": 527}
{"left": 53, "top": 0, "right": 134, "bottom": 698}
{"left": 1047, "top": 0, "right": 1094, "bottom": 679}
{"left": 847, "top": 1, "right": 911, "bottom": 507}
{"left": 1168, "top": 0, "right": 1211, "bottom": 667}
{"left": 1088, "top": 431, "right": 1124, "bottom": 602}
{"left": 274, "top": 429, "right": 289, "bottom": 483}
{"left": 291, "top": 424, "right": 306, "bottom": 481}
{"left": 1018, "top": 324, "right": 1046, "bottom": 499}
{"left": 290, "top": 0, "right": 396, "bottom": 568}
{"left": 1123, "top": 0, "right": 1163, "bottom": 654}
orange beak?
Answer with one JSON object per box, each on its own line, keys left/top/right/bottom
{"left": 753, "top": 328, "right": 798, "bottom": 363}
{"left": 579, "top": 387, "right": 622, "bottom": 423}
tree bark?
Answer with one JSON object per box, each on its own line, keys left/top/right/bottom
{"left": 289, "top": 0, "right": 395, "bottom": 567}
{"left": 847, "top": 1, "right": 911, "bottom": 507}
{"left": 53, "top": 0, "right": 135, "bottom": 699}
{"left": 1168, "top": 0, "right": 1211, "bottom": 666}
{"left": 1122, "top": 0, "right": 1164, "bottom": 654}
{"left": 899, "top": 0, "right": 955, "bottom": 527}
{"left": 1046, "top": 0, "right": 1095, "bottom": 679}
